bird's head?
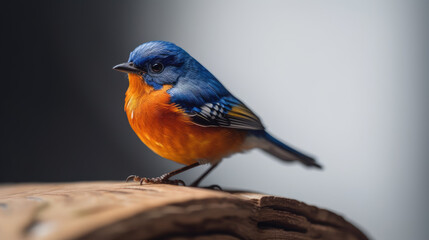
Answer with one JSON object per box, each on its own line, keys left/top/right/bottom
{"left": 113, "top": 41, "right": 191, "bottom": 89}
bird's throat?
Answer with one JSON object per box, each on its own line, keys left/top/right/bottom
{"left": 124, "top": 74, "right": 154, "bottom": 112}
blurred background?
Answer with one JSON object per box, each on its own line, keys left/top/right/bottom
{"left": 1, "top": 0, "right": 428, "bottom": 239}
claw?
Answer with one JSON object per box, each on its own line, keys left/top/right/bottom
{"left": 139, "top": 177, "right": 150, "bottom": 185}
{"left": 176, "top": 180, "right": 186, "bottom": 186}
{"left": 206, "top": 184, "right": 222, "bottom": 190}
{"left": 195, "top": 184, "right": 222, "bottom": 190}
{"left": 126, "top": 175, "right": 139, "bottom": 182}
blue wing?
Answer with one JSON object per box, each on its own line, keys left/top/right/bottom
{"left": 167, "top": 61, "right": 264, "bottom": 130}
{"left": 188, "top": 96, "right": 264, "bottom": 130}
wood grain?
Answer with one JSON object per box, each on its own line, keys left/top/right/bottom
{"left": 0, "top": 182, "right": 368, "bottom": 240}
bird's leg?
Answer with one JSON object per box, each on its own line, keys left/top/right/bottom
{"left": 126, "top": 162, "right": 201, "bottom": 186}
{"left": 190, "top": 162, "right": 220, "bottom": 187}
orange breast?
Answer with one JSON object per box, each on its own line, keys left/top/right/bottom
{"left": 125, "top": 74, "right": 247, "bottom": 165}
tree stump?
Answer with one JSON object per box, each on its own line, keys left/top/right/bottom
{"left": 0, "top": 182, "right": 368, "bottom": 240}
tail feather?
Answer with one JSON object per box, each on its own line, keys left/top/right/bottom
{"left": 254, "top": 131, "right": 322, "bottom": 169}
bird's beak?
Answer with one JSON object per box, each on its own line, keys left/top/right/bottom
{"left": 112, "top": 62, "right": 145, "bottom": 75}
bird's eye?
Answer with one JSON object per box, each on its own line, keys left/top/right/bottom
{"left": 150, "top": 63, "right": 164, "bottom": 73}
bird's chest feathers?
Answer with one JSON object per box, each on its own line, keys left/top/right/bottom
{"left": 123, "top": 74, "right": 247, "bottom": 165}
{"left": 124, "top": 74, "right": 189, "bottom": 142}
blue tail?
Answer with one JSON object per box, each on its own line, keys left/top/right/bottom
{"left": 254, "top": 131, "right": 322, "bottom": 168}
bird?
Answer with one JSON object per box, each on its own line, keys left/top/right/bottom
{"left": 113, "top": 41, "right": 321, "bottom": 187}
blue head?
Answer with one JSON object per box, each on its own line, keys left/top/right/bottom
{"left": 114, "top": 41, "right": 196, "bottom": 89}
{"left": 114, "top": 41, "right": 231, "bottom": 109}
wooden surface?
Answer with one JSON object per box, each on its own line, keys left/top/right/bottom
{"left": 0, "top": 182, "right": 368, "bottom": 240}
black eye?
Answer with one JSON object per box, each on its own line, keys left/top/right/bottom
{"left": 150, "top": 62, "right": 164, "bottom": 73}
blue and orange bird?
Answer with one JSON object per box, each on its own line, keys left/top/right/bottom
{"left": 113, "top": 41, "right": 321, "bottom": 187}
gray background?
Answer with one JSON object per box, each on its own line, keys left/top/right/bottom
{"left": 2, "top": 1, "right": 428, "bottom": 239}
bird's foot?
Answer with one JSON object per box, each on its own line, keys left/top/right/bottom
{"left": 203, "top": 184, "right": 222, "bottom": 190}
{"left": 191, "top": 184, "right": 222, "bottom": 191}
{"left": 126, "top": 175, "right": 185, "bottom": 186}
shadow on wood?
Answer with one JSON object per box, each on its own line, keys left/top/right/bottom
{"left": 0, "top": 182, "right": 368, "bottom": 240}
